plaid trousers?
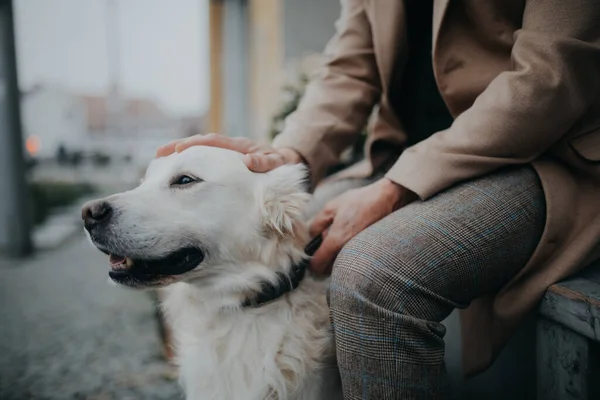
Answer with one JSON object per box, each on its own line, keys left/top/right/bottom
{"left": 310, "top": 165, "right": 545, "bottom": 400}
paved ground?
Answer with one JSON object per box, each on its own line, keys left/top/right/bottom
{"left": 0, "top": 233, "right": 182, "bottom": 400}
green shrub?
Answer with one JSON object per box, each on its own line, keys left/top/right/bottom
{"left": 29, "top": 181, "right": 95, "bottom": 226}
{"left": 269, "top": 73, "right": 311, "bottom": 141}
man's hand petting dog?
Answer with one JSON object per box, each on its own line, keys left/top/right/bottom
{"left": 309, "top": 178, "right": 417, "bottom": 276}
{"left": 156, "top": 133, "right": 417, "bottom": 277}
{"left": 156, "top": 133, "right": 303, "bottom": 172}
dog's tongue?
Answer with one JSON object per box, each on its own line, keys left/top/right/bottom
{"left": 109, "top": 254, "right": 126, "bottom": 266}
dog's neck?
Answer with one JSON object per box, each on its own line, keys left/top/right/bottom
{"left": 171, "top": 234, "right": 321, "bottom": 313}
{"left": 162, "top": 252, "right": 334, "bottom": 400}
{"left": 160, "top": 235, "right": 332, "bottom": 399}
{"left": 241, "top": 257, "right": 308, "bottom": 307}
{"left": 240, "top": 233, "right": 321, "bottom": 308}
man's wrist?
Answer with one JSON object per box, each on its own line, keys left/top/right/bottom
{"left": 379, "top": 177, "right": 418, "bottom": 210}
{"left": 277, "top": 148, "right": 304, "bottom": 165}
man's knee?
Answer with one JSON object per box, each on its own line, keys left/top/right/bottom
{"left": 330, "top": 236, "right": 414, "bottom": 315}
{"left": 329, "top": 234, "right": 453, "bottom": 323}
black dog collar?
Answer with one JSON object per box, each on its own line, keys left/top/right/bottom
{"left": 241, "top": 234, "right": 323, "bottom": 308}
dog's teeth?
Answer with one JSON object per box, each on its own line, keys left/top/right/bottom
{"left": 125, "top": 257, "right": 134, "bottom": 268}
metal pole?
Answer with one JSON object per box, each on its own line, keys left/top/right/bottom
{"left": 0, "top": 0, "right": 33, "bottom": 257}
{"left": 105, "top": 0, "right": 121, "bottom": 135}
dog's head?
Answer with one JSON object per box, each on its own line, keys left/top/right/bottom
{"left": 82, "top": 146, "right": 310, "bottom": 290}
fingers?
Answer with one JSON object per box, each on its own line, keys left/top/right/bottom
{"left": 156, "top": 139, "right": 182, "bottom": 157}
{"left": 308, "top": 206, "right": 337, "bottom": 275}
{"left": 243, "top": 152, "right": 286, "bottom": 172}
{"left": 174, "top": 133, "right": 257, "bottom": 154}
{"left": 309, "top": 229, "right": 343, "bottom": 276}
{"left": 309, "top": 205, "right": 335, "bottom": 237}
{"left": 155, "top": 133, "right": 288, "bottom": 173}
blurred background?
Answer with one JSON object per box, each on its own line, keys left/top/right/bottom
{"left": 0, "top": 0, "right": 341, "bottom": 399}
{"left": 0, "top": 0, "right": 539, "bottom": 399}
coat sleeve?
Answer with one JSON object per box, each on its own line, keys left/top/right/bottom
{"left": 272, "top": 0, "right": 381, "bottom": 184}
{"left": 386, "top": 0, "right": 600, "bottom": 200}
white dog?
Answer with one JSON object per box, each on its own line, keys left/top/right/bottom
{"left": 82, "top": 146, "right": 342, "bottom": 400}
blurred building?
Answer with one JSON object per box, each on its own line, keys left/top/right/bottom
{"left": 20, "top": 83, "right": 205, "bottom": 167}
{"left": 207, "top": 0, "right": 340, "bottom": 143}
{"left": 21, "top": 83, "right": 87, "bottom": 160}
{"left": 80, "top": 94, "right": 179, "bottom": 167}
{"left": 80, "top": 95, "right": 171, "bottom": 135}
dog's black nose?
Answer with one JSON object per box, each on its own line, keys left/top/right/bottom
{"left": 82, "top": 201, "right": 112, "bottom": 230}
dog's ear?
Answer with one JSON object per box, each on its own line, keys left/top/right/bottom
{"left": 260, "top": 164, "right": 311, "bottom": 237}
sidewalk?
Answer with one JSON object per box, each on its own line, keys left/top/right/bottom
{"left": 32, "top": 194, "right": 99, "bottom": 251}
{"left": 0, "top": 233, "right": 181, "bottom": 400}
{"left": 32, "top": 174, "right": 140, "bottom": 252}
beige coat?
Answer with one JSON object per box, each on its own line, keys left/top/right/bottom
{"left": 273, "top": 0, "right": 600, "bottom": 376}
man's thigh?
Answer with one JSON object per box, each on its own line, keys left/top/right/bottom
{"left": 331, "top": 165, "right": 546, "bottom": 317}
{"left": 328, "top": 165, "right": 546, "bottom": 398}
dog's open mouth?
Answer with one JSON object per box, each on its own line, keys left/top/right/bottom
{"left": 107, "top": 247, "right": 204, "bottom": 287}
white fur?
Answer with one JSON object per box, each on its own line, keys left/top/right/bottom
{"left": 88, "top": 146, "right": 342, "bottom": 400}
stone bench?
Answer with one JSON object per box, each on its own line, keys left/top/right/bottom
{"left": 537, "top": 261, "right": 600, "bottom": 400}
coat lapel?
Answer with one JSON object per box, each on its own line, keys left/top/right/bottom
{"left": 432, "top": 0, "right": 450, "bottom": 55}
{"left": 365, "top": 0, "right": 406, "bottom": 92}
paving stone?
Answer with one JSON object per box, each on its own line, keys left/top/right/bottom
{"left": 0, "top": 234, "right": 182, "bottom": 400}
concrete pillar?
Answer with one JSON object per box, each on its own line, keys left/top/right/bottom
{"left": 0, "top": 0, "right": 33, "bottom": 256}
{"left": 208, "top": 0, "right": 224, "bottom": 134}
{"left": 222, "top": 0, "right": 249, "bottom": 137}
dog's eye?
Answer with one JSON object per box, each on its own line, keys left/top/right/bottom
{"left": 171, "top": 175, "right": 196, "bottom": 186}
